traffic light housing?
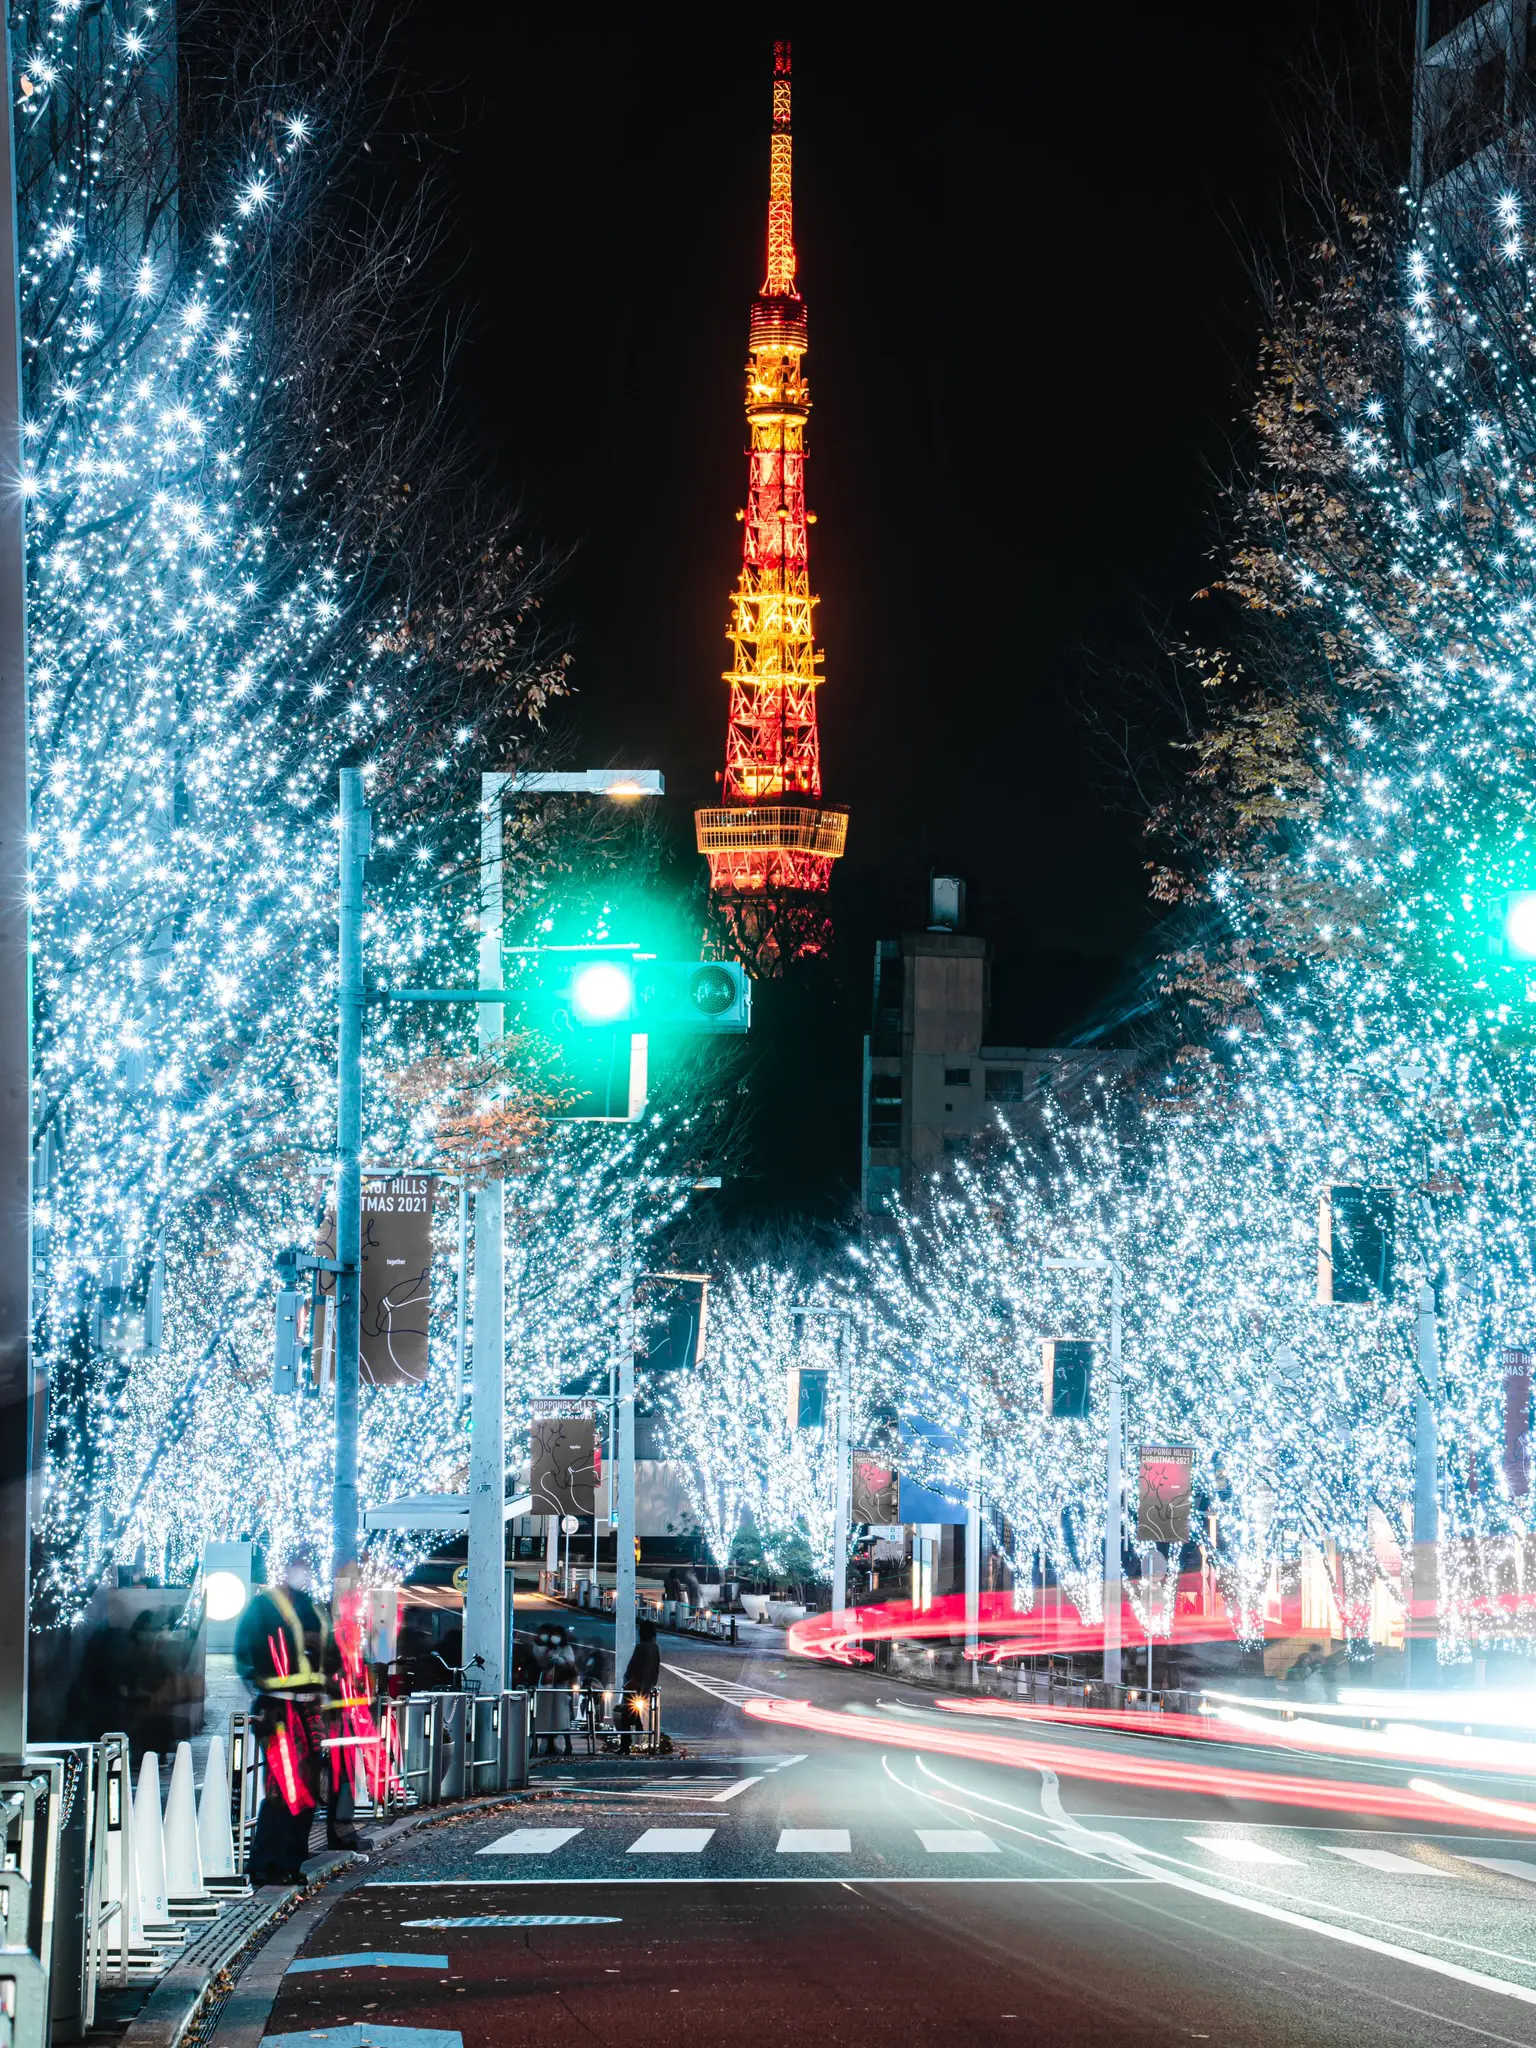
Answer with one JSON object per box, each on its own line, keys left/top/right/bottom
{"left": 511, "top": 947, "right": 751, "bottom": 1037}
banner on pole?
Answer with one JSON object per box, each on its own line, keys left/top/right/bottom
{"left": 1137, "top": 1444, "right": 1194, "bottom": 1544}
{"left": 851, "top": 1454, "right": 898, "bottom": 1527}
{"left": 529, "top": 1416, "right": 598, "bottom": 1519}
{"left": 1503, "top": 1349, "right": 1532, "bottom": 1500}
{"left": 312, "top": 1171, "right": 438, "bottom": 1388}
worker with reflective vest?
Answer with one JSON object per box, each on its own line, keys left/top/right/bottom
{"left": 234, "top": 1546, "right": 369, "bottom": 1883}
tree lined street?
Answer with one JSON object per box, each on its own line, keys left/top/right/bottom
{"left": 233, "top": 1633, "right": 1536, "bottom": 2047}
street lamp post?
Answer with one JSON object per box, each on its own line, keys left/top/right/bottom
{"left": 1411, "top": 1280, "right": 1441, "bottom": 1687}
{"left": 304, "top": 765, "right": 661, "bottom": 1671}
{"left": 0, "top": 21, "right": 30, "bottom": 1761}
{"left": 613, "top": 1196, "right": 638, "bottom": 1696}
{"left": 1046, "top": 1253, "right": 1124, "bottom": 1688}
{"left": 331, "top": 769, "right": 370, "bottom": 1588}
{"left": 465, "top": 768, "right": 662, "bottom": 1693}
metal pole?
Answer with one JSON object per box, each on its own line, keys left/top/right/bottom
{"left": 0, "top": 19, "right": 30, "bottom": 1762}
{"left": 332, "top": 769, "right": 369, "bottom": 1588}
{"left": 465, "top": 773, "right": 506, "bottom": 1691}
{"left": 614, "top": 1205, "right": 637, "bottom": 1694}
{"left": 454, "top": 1180, "right": 468, "bottom": 1404}
{"left": 964, "top": 1441, "right": 981, "bottom": 1686}
{"left": 1104, "top": 1261, "right": 1123, "bottom": 1688}
{"left": 1411, "top": 1280, "right": 1440, "bottom": 1687}
{"left": 832, "top": 1318, "right": 851, "bottom": 1615}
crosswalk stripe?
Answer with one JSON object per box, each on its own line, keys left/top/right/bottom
{"left": 1459, "top": 1856, "right": 1536, "bottom": 1885}
{"left": 1323, "top": 1848, "right": 1456, "bottom": 1877}
{"left": 1187, "top": 1838, "right": 1300, "bottom": 1867}
{"left": 916, "top": 1829, "right": 998, "bottom": 1854}
{"left": 777, "top": 1830, "right": 850, "bottom": 1854}
{"left": 627, "top": 1828, "right": 715, "bottom": 1854}
{"left": 708, "top": 1778, "right": 765, "bottom": 1803}
{"left": 660, "top": 1662, "right": 785, "bottom": 1706}
{"left": 478, "top": 1828, "right": 582, "bottom": 1856}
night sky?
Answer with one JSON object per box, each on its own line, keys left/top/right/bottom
{"left": 404, "top": 6, "right": 1405, "bottom": 1222}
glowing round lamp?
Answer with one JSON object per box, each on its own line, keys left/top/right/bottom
{"left": 205, "top": 1569, "right": 248, "bottom": 1623}
{"left": 1505, "top": 892, "right": 1536, "bottom": 961}
{"left": 570, "top": 961, "right": 633, "bottom": 1024}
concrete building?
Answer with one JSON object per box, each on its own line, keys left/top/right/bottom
{"left": 861, "top": 878, "right": 1135, "bottom": 1212}
{"left": 1413, "top": 1, "right": 1532, "bottom": 198}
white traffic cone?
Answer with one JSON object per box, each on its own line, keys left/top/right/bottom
{"left": 133, "top": 1752, "right": 179, "bottom": 1943}
{"left": 163, "top": 1741, "right": 216, "bottom": 1917}
{"left": 197, "top": 1735, "right": 237, "bottom": 1885}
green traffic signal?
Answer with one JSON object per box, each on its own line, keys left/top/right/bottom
{"left": 1503, "top": 890, "right": 1536, "bottom": 962}
{"left": 508, "top": 946, "right": 751, "bottom": 1036}
{"left": 570, "top": 959, "right": 635, "bottom": 1024}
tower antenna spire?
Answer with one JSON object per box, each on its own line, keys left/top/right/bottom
{"left": 765, "top": 39, "right": 795, "bottom": 296}
{"left": 695, "top": 43, "right": 848, "bottom": 976}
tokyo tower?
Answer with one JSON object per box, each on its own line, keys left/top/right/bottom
{"left": 695, "top": 41, "right": 848, "bottom": 978}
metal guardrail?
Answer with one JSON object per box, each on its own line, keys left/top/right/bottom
{"left": 540, "top": 1576, "right": 739, "bottom": 1645}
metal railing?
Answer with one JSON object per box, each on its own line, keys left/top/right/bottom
{"left": 540, "top": 1575, "right": 738, "bottom": 1644}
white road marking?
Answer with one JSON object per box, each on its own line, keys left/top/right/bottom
{"left": 477, "top": 1827, "right": 581, "bottom": 1856}
{"left": 287, "top": 1952, "right": 446, "bottom": 1974}
{"left": 778, "top": 1830, "right": 851, "bottom": 1853}
{"left": 400, "top": 1916, "right": 621, "bottom": 1928}
{"left": 659, "top": 1662, "right": 785, "bottom": 1706}
{"left": 1033, "top": 1765, "right": 1536, "bottom": 2008}
{"left": 708, "top": 1777, "right": 765, "bottom": 1803}
{"left": 1322, "top": 1848, "right": 1457, "bottom": 1878}
{"left": 627, "top": 1828, "right": 715, "bottom": 1854}
{"left": 917, "top": 1829, "right": 999, "bottom": 1854}
{"left": 1187, "top": 1839, "right": 1301, "bottom": 1867}
{"left": 260, "top": 2030, "right": 463, "bottom": 2048}
{"left": 1460, "top": 1857, "right": 1536, "bottom": 1885}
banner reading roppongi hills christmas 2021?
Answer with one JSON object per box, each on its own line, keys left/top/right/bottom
{"left": 312, "top": 1172, "right": 438, "bottom": 1388}
{"left": 1137, "top": 1444, "right": 1194, "bottom": 1545}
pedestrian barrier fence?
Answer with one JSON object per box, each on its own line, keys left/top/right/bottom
{"left": 539, "top": 1577, "right": 738, "bottom": 1644}
{"left": 380, "top": 1691, "right": 530, "bottom": 1815}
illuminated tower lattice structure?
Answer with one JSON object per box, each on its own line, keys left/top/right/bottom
{"left": 695, "top": 42, "right": 848, "bottom": 977}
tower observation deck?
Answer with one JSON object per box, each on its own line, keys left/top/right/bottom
{"left": 695, "top": 41, "right": 847, "bottom": 977}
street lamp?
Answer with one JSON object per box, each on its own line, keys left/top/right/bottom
{"left": 1045, "top": 1253, "right": 1125, "bottom": 1688}
{"left": 464, "top": 767, "right": 663, "bottom": 1695}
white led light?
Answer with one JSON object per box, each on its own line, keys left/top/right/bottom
{"left": 205, "top": 1570, "right": 248, "bottom": 1622}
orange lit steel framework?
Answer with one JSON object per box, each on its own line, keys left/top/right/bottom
{"left": 696, "top": 41, "right": 847, "bottom": 976}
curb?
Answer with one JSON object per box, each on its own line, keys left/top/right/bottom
{"left": 118, "top": 1786, "right": 554, "bottom": 2048}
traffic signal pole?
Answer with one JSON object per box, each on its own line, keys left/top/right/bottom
{"left": 613, "top": 1202, "right": 638, "bottom": 1697}
{"left": 0, "top": 18, "right": 30, "bottom": 1761}
{"left": 1411, "top": 1282, "right": 1441, "bottom": 1686}
{"left": 332, "top": 769, "right": 369, "bottom": 1588}
{"left": 465, "top": 771, "right": 507, "bottom": 1693}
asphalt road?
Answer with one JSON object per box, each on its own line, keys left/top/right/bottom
{"left": 230, "top": 1618, "right": 1536, "bottom": 2048}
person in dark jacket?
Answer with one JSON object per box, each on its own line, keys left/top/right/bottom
{"left": 233, "top": 1548, "right": 367, "bottom": 1883}
{"left": 617, "top": 1619, "right": 661, "bottom": 1754}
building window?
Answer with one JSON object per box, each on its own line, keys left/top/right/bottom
{"left": 868, "top": 1074, "right": 901, "bottom": 1146}
{"left": 1426, "top": 50, "right": 1507, "bottom": 181}
{"left": 943, "top": 1067, "right": 971, "bottom": 1088}
{"left": 985, "top": 1068, "right": 1025, "bottom": 1103}
{"left": 1426, "top": 0, "right": 1491, "bottom": 44}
